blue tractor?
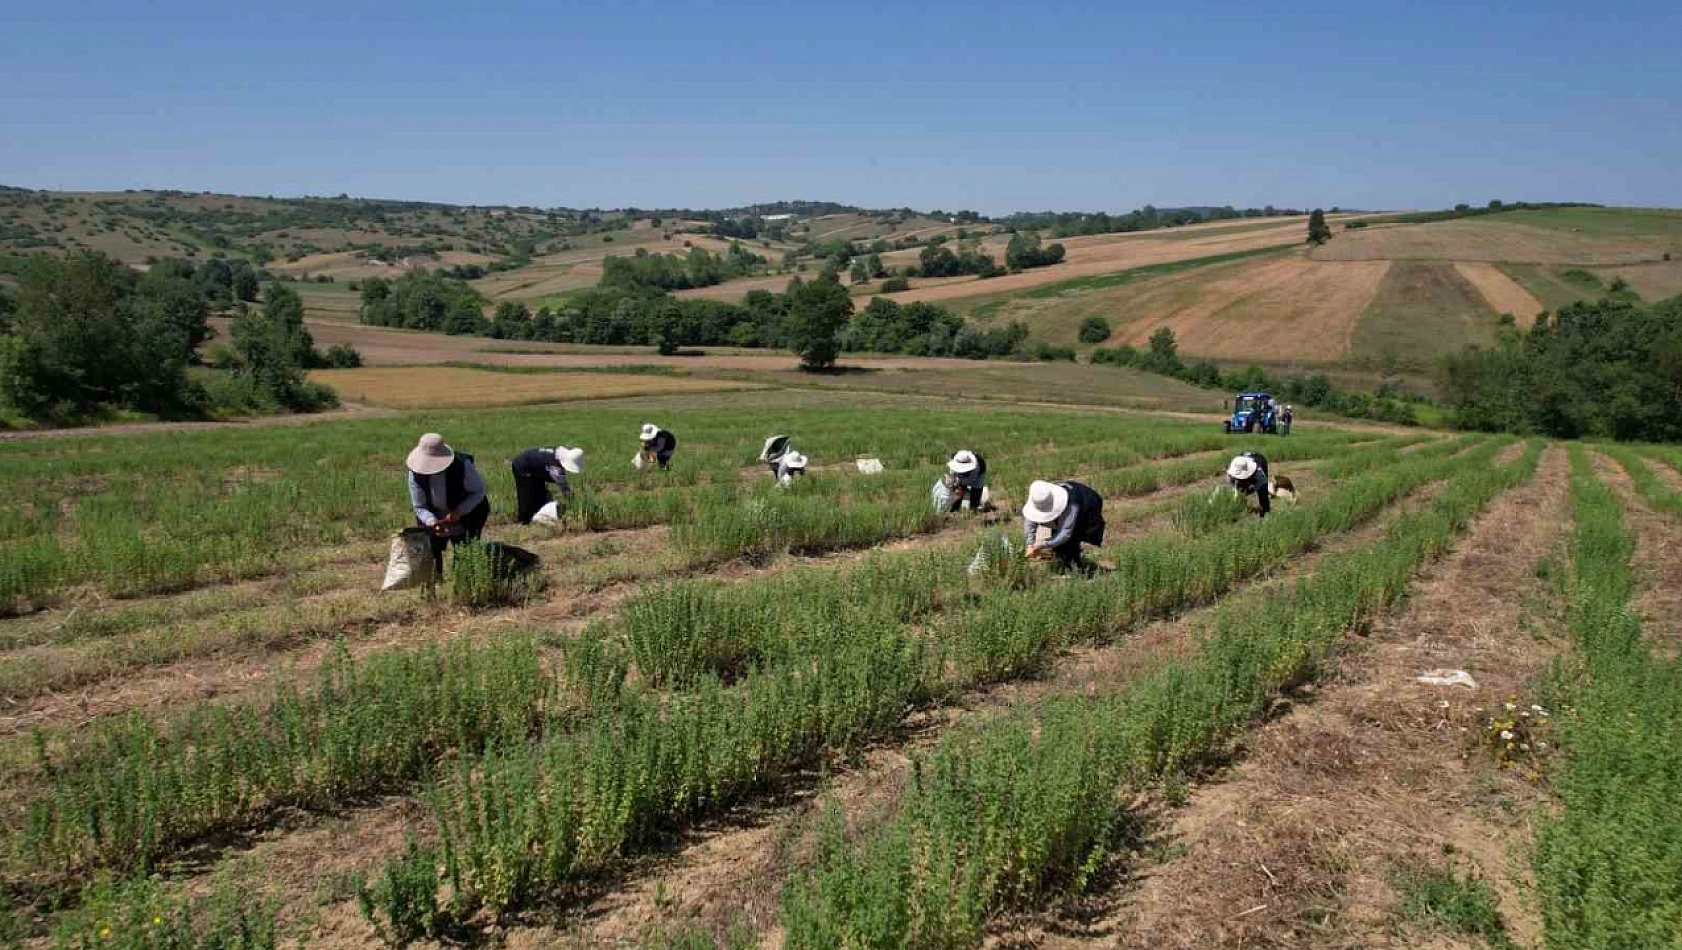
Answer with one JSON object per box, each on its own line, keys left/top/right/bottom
{"left": 1224, "top": 391, "right": 1279, "bottom": 434}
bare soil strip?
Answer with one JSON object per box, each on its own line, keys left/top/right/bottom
{"left": 1016, "top": 445, "right": 1568, "bottom": 950}
{"left": 493, "top": 466, "right": 1450, "bottom": 948}
{"left": 1454, "top": 262, "right": 1545, "bottom": 325}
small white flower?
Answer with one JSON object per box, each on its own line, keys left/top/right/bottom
{"left": 1520, "top": 711, "right": 1531, "bottom": 718}
{"left": 1504, "top": 702, "right": 1517, "bottom": 711}
{"left": 1500, "top": 730, "right": 1515, "bottom": 740}
{"left": 1520, "top": 744, "right": 1531, "bottom": 751}
{"left": 1436, "top": 700, "right": 1450, "bottom": 709}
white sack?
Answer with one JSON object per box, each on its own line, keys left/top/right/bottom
{"left": 632, "top": 451, "right": 646, "bottom": 470}
{"left": 531, "top": 501, "right": 563, "bottom": 524}
{"left": 382, "top": 528, "right": 436, "bottom": 591}
{"left": 856, "top": 457, "right": 884, "bottom": 474}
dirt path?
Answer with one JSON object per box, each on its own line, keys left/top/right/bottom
{"left": 1594, "top": 453, "right": 1682, "bottom": 657}
{"left": 1018, "top": 445, "right": 1568, "bottom": 950}
{"left": 0, "top": 402, "right": 396, "bottom": 442}
{"left": 499, "top": 464, "right": 1454, "bottom": 948}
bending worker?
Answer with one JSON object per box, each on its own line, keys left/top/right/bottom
{"left": 1022, "top": 478, "right": 1106, "bottom": 574}
{"left": 639, "top": 423, "right": 677, "bottom": 470}
{"left": 406, "top": 432, "right": 491, "bottom": 572}
{"left": 1227, "top": 451, "right": 1272, "bottom": 518}
{"left": 776, "top": 450, "right": 808, "bottom": 486}
{"left": 511, "top": 444, "right": 585, "bottom": 524}
{"left": 945, "top": 449, "right": 988, "bottom": 512}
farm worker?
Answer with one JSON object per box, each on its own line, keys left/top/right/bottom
{"left": 511, "top": 445, "right": 585, "bottom": 525}
{"left": 1280, "top": 405, "right": 1294, "bottom": 436}
{"left": 776, "top": 451, "right": 808, "bottom": 486}
{"left": 406, "top": 433, "right": 491, "bottom": 572}
{"left": 1227, "top": 452, "right": 1272, "bottom": 518}
{"left": 944, "top": 450, "right": 988, "bottom": 512}
{"left": 1022, "top": 479, "right": 1106, "bottom": 575}
{"left": 638, "top": 423, "right": 678, "bottom": 470}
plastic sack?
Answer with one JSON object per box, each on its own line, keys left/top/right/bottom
{"left": 632, "top": 451, "right": 646, "bottom": 471}
{"left": 931, "top": 478, "right": 952, "bottom": 513}
{"left": 531, "top": 501, "right": 563, "bottom": 524}
{"left": 382, "top": 527, "right": 436, "bottom": 591}
{"left": 856, "top": 457, "right": 884, "bottom": 474}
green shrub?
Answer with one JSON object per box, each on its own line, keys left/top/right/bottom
{"left": 1077, "top": 315, "right": 1112, "bottom": 344}
{"left": 51, "top": 875, "right": 276, "bottom": 950}
{"left": 1169, "top": 486, "right": 1249, "bottom": 537}
{"left": 356, "top": 838, "right": 447, "bottom": 946}
{"left": 1395, "top": 865, "right": 1517, "bottom": 949}
{"left": 880, "top": 276, "right": 910, "bottom": 292}
{"left": 448, "top": 541, "right": 541, "bottom": 608}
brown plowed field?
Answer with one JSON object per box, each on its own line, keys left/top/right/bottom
{"left": 1454, "top": 261, "right": 1546, "bottom": 323}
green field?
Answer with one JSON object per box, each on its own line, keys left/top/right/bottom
{"left": 1352, "top": 261, "right": 1498, "bottom": 369}
{"left": 1489, "top": 205, "right": 1682, "bottom": 238}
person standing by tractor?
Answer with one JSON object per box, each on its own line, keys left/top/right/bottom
{"left": 1227, "top": 451, "right": 1272, "bottom": 518}
{"left": 510, "top": 445, "right": 585, "bottom": 524}
{"left": 638, "top": 423, "right": 677, "bottom": 470}
{"left": 406, "top": 433, "right": 492, "bottom": 573}
{"left": 944, "top": 449, "right": 988, "bottom": 512}
{"left": 1022, "top": 479, "right": 1106, "bottom": 575}
{"left": 1280, "top": 404, "right": 1294, "bottom": 436}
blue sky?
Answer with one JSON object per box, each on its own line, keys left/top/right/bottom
{"left": 2, "top": 0, "right": 1677, "bottom": 214}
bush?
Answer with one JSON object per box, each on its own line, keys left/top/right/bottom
{"left": 448, "top": 541, "right": 541, "bottom": 608}
{"left": 1090, "top": 345, "right": 1138, "bottom": 366}
{"left": 322, "top": 342, "right": 363, "bottom": 368}
{"left": 880, "top": 276, "right": 910, "bottom": 293}
{"left": 357, "top": 838, "right": 448, "bottom": 946}
{"left": 1077, "top": 315, "right": 1112, "bottom": 344}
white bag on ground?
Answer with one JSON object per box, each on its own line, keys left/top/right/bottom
{"left": 856, "top": 457, "right": 884, "bottom": 474}
{"left": 531, "top": 501, "right": 563, "bottom": 524}
{"left": 632, "top": 451, "right": 646, "bottom": 470}
{"left": 931, "top": 478, "right": 952, "bottom": 513}
{"left": 382, "top": 527, "right": 436, "bottom": 591}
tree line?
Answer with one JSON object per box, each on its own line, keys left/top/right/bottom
{"left": 0, "top": 251, "right": 350, "bottom": 425}
{"left": 1438, "top": 297, "right": 1682, "bottom": 441}
{"left": 359, "top": 269, "right": 1058, "bottom": 369}
{"left": 599, "top": 244, "right": 766, "bottom": 291}
{"left": 999, "top": 204, "right": 1308, "bottom": 238}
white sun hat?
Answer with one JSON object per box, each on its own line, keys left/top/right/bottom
{"left": 783, "top": 451, "right": 808, "bottom": 470}
{"left": 557, "top": 446, "right": 585, "bottom": 475}
{"left": 406, "top": 433, "right": 455, "bottom": 475}
{"left": 1227, "top": 455, "right": 1259, "bottom": 481}
{"left": 948, "top": 450, "right": 979, "bottom": 474}
{"left": 639, "top": 423, "right": 660, "bottom": 441}
{"left": 1023, "top": 480, "right": 1069, "bottom": 523}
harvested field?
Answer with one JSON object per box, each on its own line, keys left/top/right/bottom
{"left": 1595, "top": 259, "right": 1682, "bottom": 301}
{"left": 1311, "top": 217, "right": 1672, "bottom": 265}
{"left": 1455, "top": 260, "right": 1546, "bottom": 324}
{"left": 1495, "top": 261, "right": 1599, "bottom": 312}
{"left": 306, "top": 366, "right": 762, "bottom": 408}
{"left": 1153, "top": 259, "right": 1391, "bottom": 361}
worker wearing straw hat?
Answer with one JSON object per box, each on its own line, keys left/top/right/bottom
{"left": 1227, "top": 451, "right": 1272, "bottom": 518}
{"left": 406, "top": 433, "right": 491, "bottom": 572}
{"left": 511, "top": 445, "right": 586, "bottom": 524}
{"left": 776, "top": 450, "right": 808, "bottom": 486}
{"left": 943, "top": 449, "right": 988, "bottom": 513}
{"left": 638, "top": 423, "right": 678, "bottom": 470}
{"left": 1022, "top": 478, "right": 1105, "bottom": 575}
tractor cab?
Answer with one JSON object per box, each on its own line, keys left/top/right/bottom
{"left": 1224, "top": 391, "right": 1278, "bottom": 434}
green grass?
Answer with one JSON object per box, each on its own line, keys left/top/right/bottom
{"left": 1489, "top": 207, "right": 1682, "bottom": 240}
{"left": 1395, "top": 865, "right": 1518, "bottom": 950}
{"left": 1352, "top": 261, "right": 1498, "bottom": 370}
{"left": 1532, "top": 447, "right": 1682, "bottom": 950}
{"left": 1495, "top": 263, "right": 1598, "bottom": 312}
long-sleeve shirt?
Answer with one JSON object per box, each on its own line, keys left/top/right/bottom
{"left": 408, "top": 463, "right": 487, "bottom": 526}
{"left": 1025, "top": 501, "right": 1084, "bottom": 550}
{"left": 642, "top": 430, "right": 677, "bottom": 459}
{"left": 513, "top": 448, "right": 573, "bottom": 497}
{"left": 1229, "top": 452, "right": 1271, "bottom": 517}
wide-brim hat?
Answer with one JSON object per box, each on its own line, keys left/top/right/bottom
{"left": 639, "top": 423, "right": 660, "bottom": 441}
{"left": 1023, "top": 480, "right": 1069, "bottom": 523}
{"left": 1227, "top": 456, "right": 1259, "bottom": 481}
{"left": 407, "top": 433, "right": 454, "bottom": 475}
{"left": 783, "top": 451, "right": 808, "bottom": 470}
{"left": 948, "top": 450, "right": 979, "bottom": 474}
{"left": 557, "top": 446, "right": 585, "bottom": 475}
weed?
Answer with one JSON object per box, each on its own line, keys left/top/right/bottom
{"left": 356, "top": 837, "right": 447, "bottom": 946}
{"left": 1395, "top": 864, "right": 1518, "bottom": 950}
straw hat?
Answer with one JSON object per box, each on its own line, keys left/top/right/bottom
{"left": 407, "top": 433, "right": 455, "bottom": 476}
{"left": 783, "top": 451, "right": 808, "bottom": 470}
{"left": 948, "top": 450, "right": 979, "bottom": 474}
{"left": 556, "top": 446, "right": 585, "bottom": 475}
{"left": 1023, "top": 480, "right": 1069, "bottom": 523}
{"left": 1227, "top": 455, "right": 1259, "bottom": 481}
{"left": 639, "top": 423, "right": 660, "bottom": 441}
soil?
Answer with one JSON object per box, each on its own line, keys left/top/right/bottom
{"left": 1007, "top": 445, "right": 1571, "bottom": 950}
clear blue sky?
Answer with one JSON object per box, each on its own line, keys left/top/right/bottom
{"left": 3, "top": 0, "right": 1677, "bottom": 214}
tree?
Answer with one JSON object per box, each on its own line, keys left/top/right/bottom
{"left": 783, "top": 277, "right": 853, "bottom": 371}
{"left": 229, "top": 283, "right": 325, "bottom": 410}
{"left": 1078, "top": 316, "right": 1112, "bottom": 344}
{"left": 1005, "top": 231, "right": 1066, "bottom": 269}
{"left": 1307, "top": 209, "right": 1332, "bottom": 246}
{"left": 1141, "top": 326, "right": 1185, "bottom": 376}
